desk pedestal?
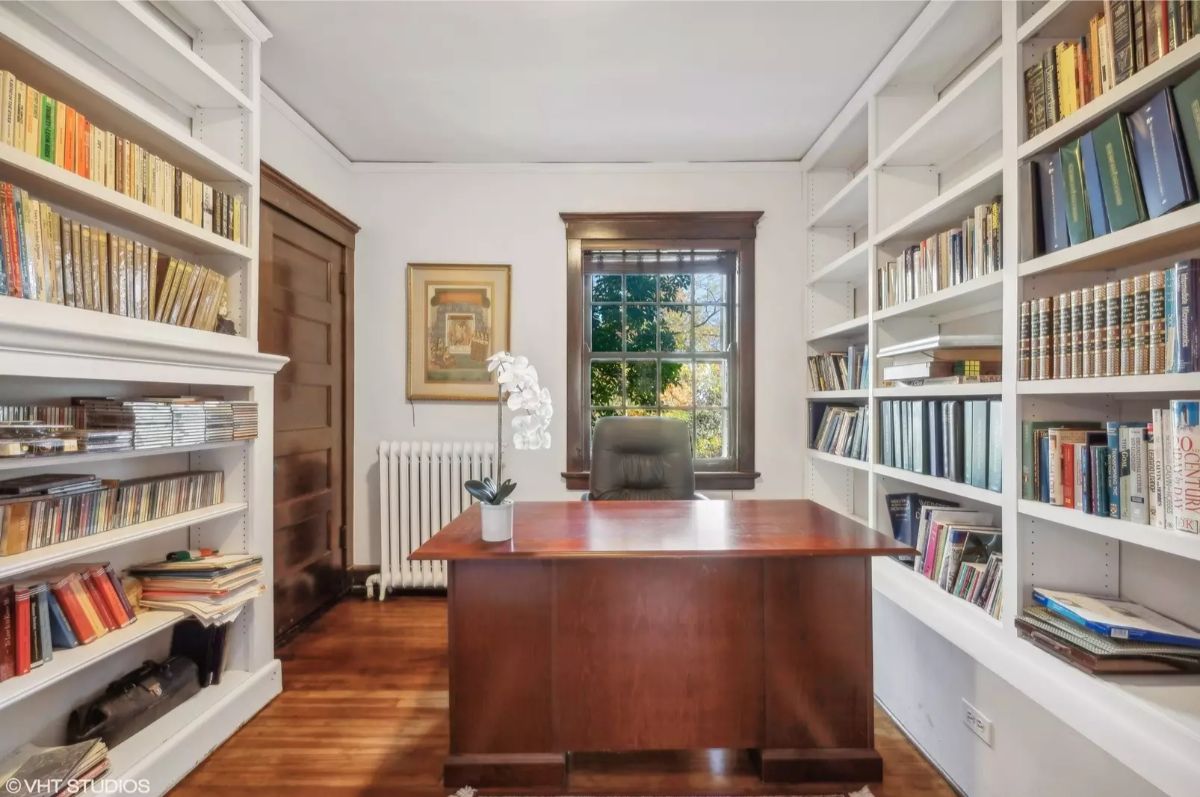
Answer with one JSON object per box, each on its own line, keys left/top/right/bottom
{"left": 443, "top": 556, "right": 881, "bottom": 790}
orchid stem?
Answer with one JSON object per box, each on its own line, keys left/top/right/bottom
{"left": 495, "top": 382, "right": 503, "bottom": 485}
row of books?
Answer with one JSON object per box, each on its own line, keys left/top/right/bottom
{"left": 1019, "top": 261, "right": 1199, "bottom": 380}
{"left": 131, "top": 553, "right": 263, "bottom": 627}
{"left": 0, "top": 180, "right": 234, "bottom": 332}
{"left": 1021, "top": 588, "right": 1200, "bottom": 674}
{"left": 887, "top": 495, "right": 1003, "bottom": 619}
{"left": 1022, "top": 401, "right": 1200, "bottom": 532}
{"left": 0, "top": 71, "right": 248, "bottom": 245}
{"left": 1024, "top": 2, "right": 1200, "bottom": 138}
{"left": 1035, "top": 79, "right": 1200, "bottom": 255}
{"left": 876, "top": 198, "right": 1002, "bottom": 311}
{"left": 0, "top": 562, "right": 136, "bottom": 682}
{"left": 807, "top": 345, "right": 868, "bottom": 392}
{"left": 880, "top": 399, "right": 1002, "bottom": 493}
{"left": 810, "top": 403, "right": 869, "bottom": 462}
{"left": 0, "top": 397, "right": 258, "bottom": 458}
{"left": 0, "top": 471, "right": 225, "bottom": 557}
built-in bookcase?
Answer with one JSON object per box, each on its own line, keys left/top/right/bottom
{"left": 804, "top": 3, "right": 1200, "bottom": 795}
{"left": 0, "top": 4, "right": 284, "bottom": 795}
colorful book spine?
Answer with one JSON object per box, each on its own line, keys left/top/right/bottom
{"left": 1170, "top": 399, "right": 1200, "bottom": 534}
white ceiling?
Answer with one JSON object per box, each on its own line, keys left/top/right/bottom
{"left": 248, "top": 1, "right": 926, "bottom": 164}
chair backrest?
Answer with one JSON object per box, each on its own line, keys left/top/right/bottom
{"left": 589, "top": 416, "right": 696, "bottom": 500}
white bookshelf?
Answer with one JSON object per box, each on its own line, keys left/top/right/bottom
{"left": 0, "top": 4, "right": 284, "bottom": 795}
{"left": 802, "top": 3, "right": 1200, "bottom": 794}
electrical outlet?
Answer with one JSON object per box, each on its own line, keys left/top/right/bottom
{"left": 962, "top": 699, "right": 994, "bottom": 746}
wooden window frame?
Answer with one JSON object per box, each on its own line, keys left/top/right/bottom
{"left": 562, "top": 212, "right": 762, "bottom": 491}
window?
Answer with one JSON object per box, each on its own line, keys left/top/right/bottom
{"left": 562, "top": 212, "right": 760, "bottom": 490}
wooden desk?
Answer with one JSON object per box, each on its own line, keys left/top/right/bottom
{"left": 411, "top": 499, "right": 913, "bottom": 791}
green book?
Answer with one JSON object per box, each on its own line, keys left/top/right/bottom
{"left": 1060, "top": 139, "right": 1093, "bottom": 244}
{"left": 1092, "top": 113, "right": 1147, "bottom": 232}
{"left": 39, "top": 95, "right": 54, "bottom": 163}
{"left": 1172, "top": 69, "right": 1200, "bottom": 190}
{"left": 971, "top": 400, "right": 989, "bottom": 490}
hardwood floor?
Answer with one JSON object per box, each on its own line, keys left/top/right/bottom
{"left": 171, "top": 596, "right": 957, "bottom": 797}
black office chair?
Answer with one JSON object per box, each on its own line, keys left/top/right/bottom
{"left": 587, "top": 416, "right": 706, "bottom": 500}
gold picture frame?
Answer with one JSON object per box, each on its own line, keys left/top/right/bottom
{"left": 406, "top": 263, "right": 512, "bottom": 401}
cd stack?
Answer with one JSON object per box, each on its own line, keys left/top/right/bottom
{"left": 168, "top": 402, "right": 207, "bottom": 446}
{"left": 0, "top": 423, "right": 80, "bottom": 456}
{"left": 230, "top": 402, "right": 258, "bottom": 440}
{"left": 66, "top": 429, "right": 134, "bottom": 452}
{"left": 203, "top": 401, "right": 234, "bottom": 443}
{"left": 80, "top": 400, "right": 173, "bottom": 450}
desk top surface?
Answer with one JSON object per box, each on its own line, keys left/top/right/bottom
{"left": 410, "top": 499, "right": 913, "bottom": 560}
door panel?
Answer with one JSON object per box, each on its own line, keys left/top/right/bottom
{"left": 260, "top": 203, "right": 348, "bottom": 638}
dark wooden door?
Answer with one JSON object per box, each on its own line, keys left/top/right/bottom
{"left": 259, "top": 171, "right": 356, "bottom": 639}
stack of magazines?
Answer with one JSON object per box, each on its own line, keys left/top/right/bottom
{"left": 130, "top": 553, "right": 264, "bottom": 626}
{"left": 1020, "top": 588, "right": 1200, "bottom": 674}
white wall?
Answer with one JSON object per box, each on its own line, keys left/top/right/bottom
{"left": 350, "top": 163, "right": 807, "bottom": 565}
{"left": 260, "top": 84, "right": 357, "bottom": 219}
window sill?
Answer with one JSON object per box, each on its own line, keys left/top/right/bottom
{"left": 562, "top": 471, "right": 760, "bottom": 491}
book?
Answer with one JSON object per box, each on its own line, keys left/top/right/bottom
{"left": 1034, "top": 588, "right": 1200, "bottom": 648}
{"left": 1170, "top": 399, "right": 1200, "bottom": 533}
{"left": 1060, "top": 138, "right": 1093, "bottom": 244}
{"left": 1126, "top": 89, "right": 1196, "bottom": 218}
{"left": 1035, "top": 152, "right": 1070, "bottom": 252}
{"left": 1172, "top": 69, "right": 1200, "bottom": 190}
{"left": 1092, "top": 112, "right": 1147, "bottom": 231}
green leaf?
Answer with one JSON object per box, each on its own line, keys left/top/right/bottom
{"left": 494, "top": 480, "right": 518, "bottom": 503}
{"left": 464, "top": 480, "right": 495, "bottom": 503}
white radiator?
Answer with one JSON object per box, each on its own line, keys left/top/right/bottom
{"left": 366, "top": 440, "right": 494, "bottom": 599}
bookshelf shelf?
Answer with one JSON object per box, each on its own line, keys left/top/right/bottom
{"left": 808, "top": 169, "right": 868, "bottom": 229}
{"left": 1017, "top": 35, "right": 1200, "bottom": 160}
{"left": 1018, "top": 202, "right": 1200, "bottom": 278}
{"left": 875, "top": 382, "right": 1003, "bottom": 398}
{"left": 808, "top": 448, "right": 870, "bottom": 471}
{"left": 0, "top": 439, "right": 246, "bottom": 473}
{"left": 808, "top": 315, "right": 869, "bottom": 344}
{"left": 0, "top": 21, "right": 253, "bottom": 187}
{"left": 0, "top": 144, "right": 253, "bottom": 259}
{"left": 876, "top": 47, "right": 1002, "bottom": 170}
{"left": 874, "top": 463, "right": 1003, "bottom": 506}
{"left": 106, "top": 662, "right": 280, "bottom": 789}
{"left": 1019, "top": 499, "right": 1200, "bottom": 562}
{"left": 0, "top": 610, "right": 185, "bottom": 712}
{"left": 874, "top": 269, "right": 1004, "bottom": 322}
{"left": 875, "top": 157, "right": 1003, "bottom": 245}
{"left": 27, "top": 0, "right": 253, "bottom": 112}
{"left": 808, "top": 389, "right": 868, "bottom": 400}
{"left": 808, "top": 240, "right": 870, "bottom": 285}
{"left": 873, "top": 558, "right": 1004, "bottom": 631}
{"left": 1017, "top": 373, "right": 1200, "bottom": 395}
{"left": 1015, "top": 0, "right": 1096, "bottom": 45}
{"left": 0, "top": 501, "right": 247, "bottom": 581}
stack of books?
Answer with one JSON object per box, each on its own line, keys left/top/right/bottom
{"left": 130, "top": 553, "right": 264, "bottom": 627}
{"left": 0, "top": 562, "right": 137, "bottom": 683}
{"left": 877, "top": 198, "right": 1002, "bottom": 310}
{"left": 0, "top": 181, "right": 235, "bottom": 333}
{"left": 1024, "top": 4, "right": 1200, "bottom": 138}
{"left": 1022, "top": 400, "right": 1200, "bottom": 532}
{"left": 1033, "top": 79, "right": 1200, "bottom": 255}
{"left": 880, "top": 398, "right": 1003, "bottom": 492}
{"left": 808, "top": 344, "right": 868, "bottom": 391}
{"left": 1020, "top": 588, "right": 1200, "bottom": 674}
{"left": 0, "top": 470, "right": 224, "bottom": 557}
{"left": 909, "top": 503, "right": 1002, "bottom": 619}
{"left": 810, "top": 403, "right": 868, "bottom": 461}
{"left": 879, "top": 334, "right": 1002, "bottom": 386}
{"left": 1020, "top": 260, "right": 1199, "bottom": 380}
{"left": 0, "top": 739, "right": 110, "bottom": 793}
{"left": 0, "top": 70, "right": 248, "bottom": 245}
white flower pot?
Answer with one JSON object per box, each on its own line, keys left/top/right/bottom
{"left": 480, "top": 500, "right": 514, "bottom": 542}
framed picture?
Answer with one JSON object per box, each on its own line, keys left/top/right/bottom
{"left": 406, "top": 263, "right": 512, "bottom": 401}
